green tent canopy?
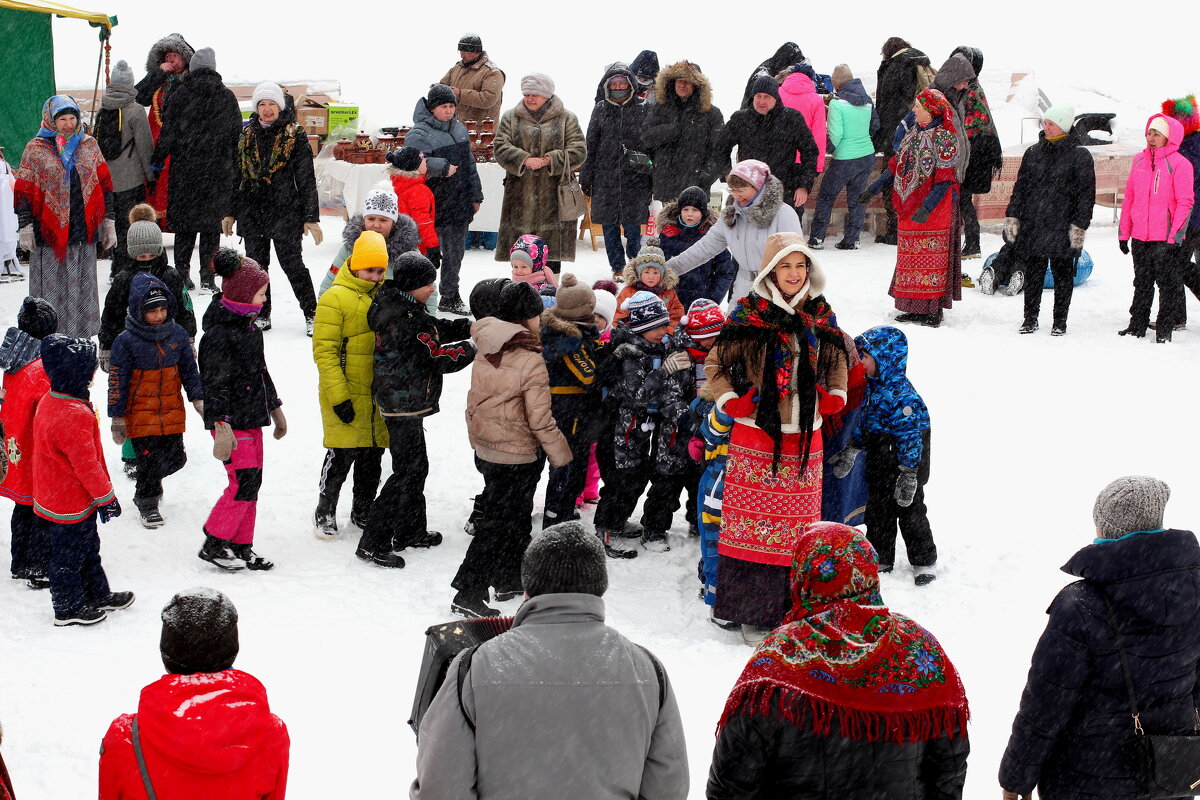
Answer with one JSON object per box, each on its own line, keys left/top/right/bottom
{"left": 0, "top": 0, "right": 116, "bottom": 164}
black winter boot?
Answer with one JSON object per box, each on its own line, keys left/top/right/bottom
{"left": 199, "top": 533, "right": 245, "bottom": 571}
{"left": 314, "top": 495, "right": 338, "bottom": 540}
{"left": 230, "top": 543, "right": 274, "bottom": 570}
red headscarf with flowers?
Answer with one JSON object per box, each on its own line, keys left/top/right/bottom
{"left": 917, "top": 88, "right": 957, "bottom": 134}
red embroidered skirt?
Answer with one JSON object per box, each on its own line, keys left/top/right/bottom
{"left": 718, "top": 422, "right": 823, "bottom": 568}
{"left": 889, "top": 193, "right": 961, "bottom": 314}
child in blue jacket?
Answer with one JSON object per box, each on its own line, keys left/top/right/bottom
{"left": 828, "top": 325, "right": 937, "bottom": 585}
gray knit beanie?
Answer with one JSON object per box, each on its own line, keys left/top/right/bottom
{"left": 127, "top": 221, "right": 164, "bottom": 258}
{"left": 111, "top": 59, "right": 135, "bottom": 86}
{"left": 1093, "top": 476, "right": 1170, "bottom": 539}
{"left": 189, "top": 47, "right": 216, "bottom": 72}
{"left": 521, "top": 521, "right": 608, "bottom": 597}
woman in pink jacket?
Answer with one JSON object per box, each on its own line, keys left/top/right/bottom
{"left": 778, "top": 68, "right": 827, "bottom": 185}
{"left": 1118, "top": 113, "right": 1196, "bottom": 342}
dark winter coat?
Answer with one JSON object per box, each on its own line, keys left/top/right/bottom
{"left": 404, "top": 98, "right": 484, "bottom": 226}
{"left": 108, "top": 273, "right": 202, "bottom": 438}
{"left": 580, "top": 65, "right": 653, "bottom": 227}
{"left": 150, "top": 66, "right": 242, "bottom": 231}
{"left": 1006, "top": 132, "right": 1096, "bottom": 257}
{"left": 641, "top": 61, "right": 726, "bottom": 200}
{"left": 708, "top": 698, "right": 968, "bottom": 799}
{"left": 1177, "top": 132, "right": 1200, "bottom": 230}
{"left": 874, "top": 47, "right": 932, "bottom": 155}
{"left": 100, "top": 253, "right": 196, "bottom": 351}
{"left": 850, "top": 326, "right": 930, "bottom": 472}
{"left": 718, "top": 82, "right": 818, "bottom": 196}
{"left": 652, "top": 202, "right": 735, "bottom": 307}
{"left": 541, "top": 311, "right": 609, "bottom": 442}
{"left": 656, "top": 333, "right": 701, "bottom": 476}
{"left": 740, "top": 42, "right": 804, "bottom": 110}
{"left": 603, "top": 325, "right": 692, "bottom": 473}
{"left": 198, "top": 296, "right": 281, "bottom": 431}
{"left": 368, "top": 283, "right": 474, "bottom": 417}
{"left": 231, "top": 106, "right": 319, "bottom": 240}
{"left": 999, "top": 529, "right": 1200, "bottom": 800}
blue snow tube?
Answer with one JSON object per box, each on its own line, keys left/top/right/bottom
{"left": 1043, "top": 249, "right": 1094, "bottom": 288}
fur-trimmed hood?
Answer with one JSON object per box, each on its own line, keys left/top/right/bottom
{"left": 655, "top": 61, "right": 713, "bottom": 114}
{"left": 653, "top": 200, "right": 719, "bottom": 236}
{"left": 144, "top": 33, "right": 195, "bottom": 74}
{"left": 598, "top": 64, "right": 639, "bottom": 107}
{"left": 541, "top": 307, "right": 588, "bottom": 339}
{"left": 386, "top": 166, "right": 424, "bottom": 180}
{"left": 621, "top": 262, "right": 679, "bottom": 289}
{"left": 751, "top": 232, "right": 826, "bottom": 312}
{"left": 722, "top": 175, "right": 786, "bottom": 228}
{"left": 340, "top": 212, "right": 420, "bottom": 260}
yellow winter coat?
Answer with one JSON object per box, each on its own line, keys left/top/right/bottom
{"left": 312, "top": 264, "right": 388, "bottom": 449}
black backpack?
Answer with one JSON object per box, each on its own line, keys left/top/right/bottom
{"left": 94, "top": 107, "right": 133, "bottom": 161}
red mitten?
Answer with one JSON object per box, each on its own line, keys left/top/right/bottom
{"left": 816, "top": 385, "right": 846, "bottom": 416}
{"left": 687, "top": 436, "right": 705, "bottom": 462}
{"left": 723, "top": 388, "right": 759, "bottom": 418}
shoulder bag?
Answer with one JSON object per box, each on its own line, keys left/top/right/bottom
{"left": 557, "top": 124, "right": 586, "bottom": 222}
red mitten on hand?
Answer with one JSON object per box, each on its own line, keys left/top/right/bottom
{"left": 723, "top": 388, "right": 759, "bottom": 418}
{"left": 816, "top": 385, "right": 846, "bottom": 415}
{"left": 687, "top": 436, "right": 705, "bottom": 462}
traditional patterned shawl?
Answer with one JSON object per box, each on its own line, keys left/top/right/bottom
{"left": 718, "top": 522, "right": 969, "bottom": 743}
{"left": 892, "top": 92, "right": 959, "bottom": 204}
{"left": 15, "top": 126, "right": 111, "bottom": 261}
{"left": 238, "top": 121, "right": 298, "bottom": 185}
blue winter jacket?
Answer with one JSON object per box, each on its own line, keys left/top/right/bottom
{"left": 656, "top": 210, "right": 736, "bottom": 308}
{"left": 1178, "top": 132, "right": 1200, "bottom": 229}
{"left": 851, "top": 326, "right": 929, "bottom": 469}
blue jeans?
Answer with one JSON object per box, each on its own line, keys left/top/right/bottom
{"left": 810, "top": 155, "right": 875, "bottom": 244}
{"left": 602, "top": 224, "right": 642, "bottom": 272}
{"left": 48, "top": 513, "right": 111, "bottom": 616}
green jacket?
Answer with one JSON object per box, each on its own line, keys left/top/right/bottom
{"left": 312, "top": 265, "right": 388, "bottom": 449}
{"left": 827, "top": 96, "right": 877, "bottom": 161}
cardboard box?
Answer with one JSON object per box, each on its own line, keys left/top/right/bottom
{"left": 295, "top": 96, "right": 329, "bottom": 136}
{"left": 326, "top": 104, "right": 359, "bottom": 134}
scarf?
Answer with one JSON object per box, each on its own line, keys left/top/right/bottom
{"left": 239, "top": 120, "right": 298, "bottom": 185}
{"left": 15, "top": 132, "right": 111, "bottom": 261}
{"left": 220, "top": 297, "right": 262, "bottom": 319}
{"left": 486, "top": 329, "right": 542, "bottom": 367}
{"left": 36, "top": 95, "right": 84, "bottom": 175}
{"left": 718, "top": 523, "right": 969, "bottom": 743}
{"left": 893, "top": 93, "right": 959, "bottom": 204}
{"left": 717, "top": 291, "right": 845, "bottom": 470}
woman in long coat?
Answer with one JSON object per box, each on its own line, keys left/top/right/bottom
{"left": 15, "top": 96, "right": 114, "bottom": 338}
{"left": 493, "top": 74, "right": 586, "bottom": 271}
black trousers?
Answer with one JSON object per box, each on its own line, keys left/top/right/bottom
{"left": 452, "top": 455, "right": 543, "bottom": 598}
{"left": 1022, "top": 255, "right": 1077, "bottom": 325}
{"left": 111, "top": 186, "right": 146, "bottom": 275}
{"left": 959, "top": 192, "right": 980, "bottom": 255}
{"left": 1129, "top": 239, "right": 1184, "bottom": 332}
{"left": 542, "top": 402, "right": 597, "bottom": 528}
{"left": 9, "top": 503, "right": 51, "bottom": 578}
{"left": 130, "top": 434, "right": 186, "bottom": 508}
{"left": 863, "top": 438, "right": 936, "bottom": 568}
{"left": 48, "top": 514, "right": 111, "bottom": 617}
{"left": 243, "top": 233, "right": 317, "bottom": 319}
{"left": 639, "top": 468, "right": 692, "bottom": 533}
{"left": 174, "top": 229, "right": 220, "bottom": 284}
{"left": 593, "top": 428, "right": 649, "bottom": 532}
{"left": 359, "top": 417, "right": 428, "bottom": 553}
{"left": 1178, "top": 227, "right": 1200, "bottom": 325}
{"left": 317, "top": 446, "right": 384, "bottom": 518}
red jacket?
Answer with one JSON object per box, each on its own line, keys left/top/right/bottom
{"left": 31, "top": 391, "right": 114, "bottom": 523}
{"left": 99, "top": 670, "right": 289, "bottom": 800}
{"left": 389, "top": 169, "right": 439, "bottom": 252}
{"left": 0, "top": 359, "right": 50, "bottom": 505}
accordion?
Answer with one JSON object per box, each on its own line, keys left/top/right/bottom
{"left": 408, "top": 615, "right": 514, "bottom": 737}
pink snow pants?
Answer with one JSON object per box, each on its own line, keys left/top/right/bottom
{"left": 576, "top": 443, "right": 601, "bottom": 505}
{"left": 204, "top": 428, "right": 264, "bottom": 545}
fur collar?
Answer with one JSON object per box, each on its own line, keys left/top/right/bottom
{"left": 387, "top": 166, "right": 424, "bottom": 180}
{"left": 340, "top": 213, "right": 421, "bottom": 259}
{"left": 655, "top": 200, "right": 718, "bottom": 233}
{"left": 542, "top": 309, "right": 585, "bottom": 339}
{"left": 654, "top": 61, "right": 714, "bottom": 114}
{"left": 621, "top": 262, "right": 679, "bottom": 290}
{"left": 513, "top": 94, "right": 566, "bottom": 124}
{"left": 721, "top": 175, "right": 786, "bottom": 228}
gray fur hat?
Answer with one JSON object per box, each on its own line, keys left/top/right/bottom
{"left": 1093, "top": 476, "right": 1171, "bottom": 539}
{"left": 522, "top": 521, "right": 608, "bottom": 597}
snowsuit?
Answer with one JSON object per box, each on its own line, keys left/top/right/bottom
{"left": 96, "top": 80, "right": 153, "bottom": 274}
{"left": 850, "top": 326, "right": 935, "bottom": 569}
{"left": 198, "top": 295, "right": 282, "bottom": 546}
{"left": 0, "top": 329, "right": 51, "bottom": 581}
{"left": 641, "top": 61, "right": 726, "bottom": 201}
{"left": 108, "top": 272, "right": 203, "bottom": 513}
{"left": 318, "top": 213, "right": 420, "bottom": 297}
{"left": 696, "top": 400, "right": 733, "bottom": 605}
{"left": 100, "top": 252, "right": 196, "bottom": 354}
{"left": 811, "top": 79, "right": 879, "bottom": 247}
{"left": 651, "top": 202, "right": 735, "bottom": 308}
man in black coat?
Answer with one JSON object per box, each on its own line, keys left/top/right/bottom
{"left": 717, "top": 75, "right": 818, "bottom": 219}
{"left": 1000, "top": 105, "right": 1095, "bottom": 336}
{"left": 874, "top": 37, "right": 932, "bottom": 244}
{"left": 580, "top": 64, "right": 653, "bottom": 275}
{"left": 641, "top": 61, "right": 725, "bottom": 202}
{"left": 150, "top": 48, "right": 242, "bottom": 293}
{"left": 1000, "top": 476, "right": 1200, "bottom": 800}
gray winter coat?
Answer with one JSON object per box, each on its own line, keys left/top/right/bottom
{"left": 665, "top": 175, "right": 802, "bottom": 304}
{"left": 411, "top": 593, "right": 690, "bottom": 800}
{"left": 99, "top": 83, "right": 154, "bottom": 193}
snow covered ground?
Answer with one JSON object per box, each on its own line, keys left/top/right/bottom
{"left": 2, "top": 212, "right": 1198, "bottom": 799}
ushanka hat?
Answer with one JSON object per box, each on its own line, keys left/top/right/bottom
{"left": 160, "top": 588, "right": 240, "bottom": 674}
{"left": 621, "top": 290, "right": 669, "bottom": 333}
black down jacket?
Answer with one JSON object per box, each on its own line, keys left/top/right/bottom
{"left": 1005, "top": 132, "right": 1096, "bottom": 258}
{"left": 874, "top": 47, "right": 932, "bottom": 155}
{"left": 999, "top": 529, "right": 1200, "bottom": 800}
{"left": 641, "top": 60, "right": 726, "bottom": 201}
{"left": 231, "top": 100, "right": 319, "bottom": 240}
{"left": 718, "top": 79, "right": 817, "bottom": 197}
{"left": 198, "top": 295, "right": 281, "bottom": 431}
{"left": 580, "top": 64, "right": 653, "bottom": 227}
{"left": 404, "top": 97, "right": 483, "bottom": 227}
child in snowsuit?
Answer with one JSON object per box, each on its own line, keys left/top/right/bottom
{"left": 198, "top": 249, "right": 284, "bottom": 572}
{"left": 312, "top": 230, "right": 389, "bottom": 540}
{"left": 356, "top": 252, "right": 475, "bottom": 568}
{"left": 614, "top": 246, "right": 685, "bottom": 334}
{"left": 651, "top": 186, "right": 735, "bottom": 308}
{"left": 509, "top": 234, "right": 559, "bottom": 294}
{"left": 387, "top": 146, "right": 442, "bottom": 312}
{"left": 539, "top": 274, "right": 605, "bottom": 528}
{"left": 829, "top": 325, "right": 937, "bottom": 585}
{"left": 452, "top": 280, "right": 572, "bottom": 617}
{"left": 693, "top": 392, "right": 734, "bottom": 623}
{"left": 0, "top": 297, "right": 57, "bottom": 589}
{"left": 33, "top": 334, "right": 130, "bottom": 626}
{"left": 108, "top": 272, "right": 203, "bottom": 528}
{"left": 317, "top": 188, "right": 420, "bottom": 297}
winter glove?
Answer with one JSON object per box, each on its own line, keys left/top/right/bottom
{"left": 662, "top": 351, "right": 692, "bottom": 375}
{"left": 97, "top": 497, "right": 122, "bottom": 524}
{"left": 910, "top": 205, "right": 931, "bottom": 225}
{"left": 722, "top": 387, "right": 759, "bottom": 419}
{"left": 612, "top": 342, "right": 644, "bottom": 360}
{"left": 426, "top": 246, "right": 442, "bottom": 269}
{"left": 100, "top": 218, "right": 117, "bottom": 252}
{"left": 303, "top": 222, "right": 323, "bottom": 246}
{"left": 192, "top": 399, "right": 204, "bottom": 416}
{"left": 815, "top": 385, "right": 846, "bottom": 416}
{"left": 270, "top": 406, "right": 288, "bottom": 440}
{"left": 212, "top": 421, "right": 237, "bottom": 461}
{"left": 687, "top": 436, "right": 705, "bottom": 462}
{"left": 1119, "top": 239, "right": 1130, "bottom": 255}
{"left": 98, "top": 350, "right": 111, "bottom": 373}
{"left": 895, "top": 466, "right": 919, "bottom": 507}
{"left": 18, "top": 224, "right": 33, "bottom": 253}
{"left": 332, "top": 399, "right": 355, "bottom": 424}
{"left": 829, "top": 445, "right": 861, "bottom": 479}
{"left": 1068, "top": 224, "right": 1086, "bottom": 251}
{"left": 1003, "top": 217, "right": 1020, "bottom": 243}
{"left": 221, "top": 216, "right": 236, "bottom": 237}
{"left": 110, "top": 417, "right": 127, "bottom": 445}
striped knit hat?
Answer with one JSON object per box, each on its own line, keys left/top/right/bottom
{"left": 622, "top": 290, "right": 669, "bottom": 333}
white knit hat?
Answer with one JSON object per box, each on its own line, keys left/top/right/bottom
{"left": 252, "top": 82, "right": 286, "bottom": 112}
{"left": 362, "top": 189, "right": 399, "bottom": 222}
{"left": 592, "top": 291, "right": 618, "bottom": 331}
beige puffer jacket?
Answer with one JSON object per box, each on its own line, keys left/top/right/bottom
{"left": 466, "top": 318, "right": 572, "bottom": 467}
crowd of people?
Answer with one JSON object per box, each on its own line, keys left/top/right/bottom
{"left": 1, "top": 28, "right": 1198, "bottom": 800}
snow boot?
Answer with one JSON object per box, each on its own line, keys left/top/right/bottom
{"left": 1051, "top": 322, "right": 1067, "bottom": 337}
{"left": 355, "top": 546, "right": 405, "bottom": 568}
{"left": 397, "top": 530, "right": 443, "bottom": 549}
{"left": 597, "top": 528, "right": 638, "bottom": 559}
{"left": 451, "top": 591, "right": 500, "bottom": 619}
{"left": 230, "top": 543, "right": 274, "bottom": 570}
{"left": 54, "top": 606, "right": 107, "bottom": 627}
{"left": 1118, "top": 325, "right": 1146, "bottom": 338}
{"left": 978, "top": 267, "right": 995, "bottom": 296}
{"left": 618, "top": 520, "right": 644, "bottom": 539}
{"left": 492, "top": 586, "right": 523, "bottom": 602}
{"left": 437, "top": 295, "right": 469, "bottom": 316}
{"left": 740, "top": 625, "right": 771, "bottom": 645}
{"left": 135, "top": 495, "right": 164, "bottom": 529}
{"left": 834, "top": 240, "right": 859, "bottom": 250}
{"left": 914, "top": 565, "right": 938, "bottom": 586}
{"left": 709, "top": 609, "right": 739, "bottom": 630}
{"left": 878, "top": 563, "right": 894, "bottom": 574}
{"left": 1157, "top": 328, "right": 1173, "bottom": 344}
{"left": 26, "top": 574, "right": 50, "bottom": 590}
{"left": 1004, "top": 271, "right": 1024, "bottom": 297}
{"left": 314, "top": 496, "right": 338, "bottom": 540}
{"left": 349, "top": 510, "right": 369, "bottom": 532}
{"left": 1018, "top": 319, "right": 1039, "bottom": 335}
{"left": 122, "top": 458, "right": 137, "bottom": 481}
{"left": 640, "top": 530, "right": 670, "bottom": 553}
{"left": 199, "top": 533, "right": 246, "bottom": 571}
{"left": 807, "top": 237, "right": 824, "bottom": 250}
{"left": 96, "top": 591, "right": 136, "bottom": 611}
{"left": 920, "top": 310, "right": 943, "bottom": 328}
{"left": 305, "top": 314, "right": 315, "bottom": 337}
